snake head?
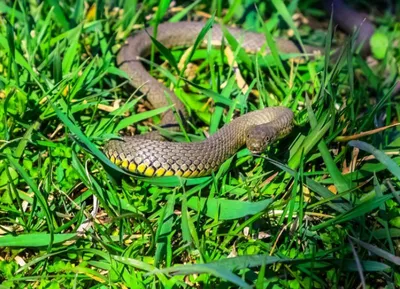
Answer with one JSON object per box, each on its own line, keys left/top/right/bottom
{"left": 246, "top": 125, "right": 278, "bottom": 154}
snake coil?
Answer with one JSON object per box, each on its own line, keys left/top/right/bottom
{"left": 104, "top": 22, "right": 309, "bottom": 177}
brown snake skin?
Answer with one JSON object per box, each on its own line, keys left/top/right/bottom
{"left": 104, "top": 21, "right": 319, "bottom": 177}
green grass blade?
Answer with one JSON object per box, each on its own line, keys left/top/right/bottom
{"left": 177, "top": 14, "right": 215, "bottom": 87}
{"left": 153, "top": 255, "right": 291, "bottom": 274}
{"left": 51, "top": 102, "right": 128, "bottom": 175}
{"left": 155, "top": 193, "right": 176, "bottom": 267}
{"left": 148, "top": 34, "right": 179, "bottom": 72}
{"left": 258, "top": 13, "right": 289, "bottom": 81}
{"left": 349, "top": 140, "right": 400, "bottom": 180}
{"left": 114, "top": 105, "right": 173, "bottom": 132}
{"left": 0, "top": 233, "right": 75, "bottom": 247}
{"left": 169, "top": 0, "right": 202, "bottom": 23}
{"left": 349, "top": 236, "right": 400, "bottom": 266}
{"left": 311, "top": 193, "right": 395, "bottom": 231}
{"left": 187, "top": 197, "right": 273, "bottom": 220}
{"left": 6, "top": 156, "right": 55, "bottom": 250}
{"left": 306, "top": 96, "right": 352, "bottom": 193}
{"left": 45, "top": 0, "right": 69, "bottom": 30}
{"left": 271, "top": 0, "right": 306, "bottom": 55}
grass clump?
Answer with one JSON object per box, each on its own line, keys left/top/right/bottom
{"left": 0, "top": 0, "right": 399, "bottom": 288}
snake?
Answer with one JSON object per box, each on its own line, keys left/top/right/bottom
{"left": 104, "top": 12, "right": 372, "bottom": 178}
{"left": 103, "top": 21, "right": 315, "bottom": 178}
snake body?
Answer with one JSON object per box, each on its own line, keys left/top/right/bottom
{"left": 106, "top": 107, "right": 293, "bottom": 177}
{"left": 104, "top": 22, "right": 316, "bottom": 177}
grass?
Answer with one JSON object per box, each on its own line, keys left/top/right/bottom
{"left": 0, "top": 0, "right": 399, "bottom": 288}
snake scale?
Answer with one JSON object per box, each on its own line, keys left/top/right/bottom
{"left": 104, "top": 21, "right": 320, "bottom": 177}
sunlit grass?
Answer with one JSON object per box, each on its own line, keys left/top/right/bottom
{"left": 0, "top": 0, "right": 399, "bottom": 288}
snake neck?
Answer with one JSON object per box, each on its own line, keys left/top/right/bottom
{"left": 203, "top": 122, "right": 247, "bottom": 158}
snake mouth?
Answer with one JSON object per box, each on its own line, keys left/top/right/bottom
{"left": 247, "top": 143, "right": 264, "bottom": 154}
